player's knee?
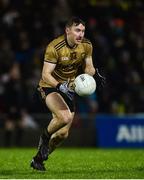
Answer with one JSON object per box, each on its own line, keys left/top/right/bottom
{"left": 60, "top": 113, "right": 73, "bottom": 125}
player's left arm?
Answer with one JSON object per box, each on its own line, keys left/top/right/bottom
{"left": 84, "top": 41, "right": 106, "bottom": 88}
{"left": 84, "top": 56, "right": 95, "bottom": 76}
{"left": 84, "top": 56, "right": 106, "bottom": 89}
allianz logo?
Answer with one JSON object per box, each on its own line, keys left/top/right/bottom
{"left": 116, "top": 125, "right": 144, "bottom": 142}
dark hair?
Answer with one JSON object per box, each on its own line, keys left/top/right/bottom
{"left": 65, "top": 17, "right": 85, "bottom": 28}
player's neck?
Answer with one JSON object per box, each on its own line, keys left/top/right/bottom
{"left": 65, "top": 36, "right": 77, "bottom": 49}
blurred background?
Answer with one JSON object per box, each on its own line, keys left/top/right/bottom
{"left": 0, "top": 0, "right": 144, "bottom": 148}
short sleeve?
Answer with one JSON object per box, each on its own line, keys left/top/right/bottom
{"left": 44, "top": 44, "right": 58, "bottom": 63}
{"left": 84, "top": 42, "right": 93, "bottom": 58}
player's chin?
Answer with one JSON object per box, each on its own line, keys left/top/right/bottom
{"left": 75, "top": 40, "right": 82, "bottom": 44}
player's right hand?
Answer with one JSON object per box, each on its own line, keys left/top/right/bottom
{"left": 56, "top": 82, "right": 75, "bottom": 100}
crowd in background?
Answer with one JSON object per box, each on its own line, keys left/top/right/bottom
{"left": 0, "top": 0, "right": 144, "bottom": 145}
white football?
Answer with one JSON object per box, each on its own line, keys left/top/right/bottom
{"left": 74, "top": 74, "right": 96, "bottom": 96}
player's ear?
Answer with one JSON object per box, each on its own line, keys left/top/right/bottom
{"left": 65, "top": 27, "right": 70, "bottom": 34}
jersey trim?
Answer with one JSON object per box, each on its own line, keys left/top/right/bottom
{"left": 55, "top": 43, "right": 66, "bottom": 51}
{"left": 54, "top": 40, "right": 65, "bottom": 49}
{"left": 44, "top": 60, "right": 57, "bottom": 64}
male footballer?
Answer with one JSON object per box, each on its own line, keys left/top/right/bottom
{"left": 31, "top": 17, "right": 105, "bottom": 171}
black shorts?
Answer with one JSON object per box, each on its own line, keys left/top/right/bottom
{"left": 36, "top": 86, "right": 75, "bottom": 112}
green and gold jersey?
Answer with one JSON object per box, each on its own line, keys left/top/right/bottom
{"left": 39, "top": 34, "right": 92, "bottom": 87}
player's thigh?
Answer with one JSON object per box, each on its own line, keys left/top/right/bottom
{"left": 45, "top": 92, "right": 73, "bottom": 119}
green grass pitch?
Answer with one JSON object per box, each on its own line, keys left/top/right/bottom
{"left": 0, "top": 147, "right": 144, "bottom": 179}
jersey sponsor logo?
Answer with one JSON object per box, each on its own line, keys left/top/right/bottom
{"left": 57, "top": 61, "right": 81, "bottom": 71}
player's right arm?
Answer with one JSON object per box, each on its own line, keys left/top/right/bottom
{"left": 42, "top": 62, "right": 74, "bottom": 100}
{"left": 42, "top": 62, "right": 59, "bottom": 88}
{"left": 42, "top": 42, "right": 60, "bottom": 88}
{"left": 42, "top": 42, "right": 74, "bottom": 99}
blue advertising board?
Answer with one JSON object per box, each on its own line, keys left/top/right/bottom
{"left": 95, "top": 114, "right": 144, "bottom": 147}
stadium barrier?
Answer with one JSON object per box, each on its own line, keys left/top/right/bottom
{"left": 1, "top": 113, "right": 144, "bottom": 148}
{"left": 95, "top": 114, "right": 144, "bottom": 148}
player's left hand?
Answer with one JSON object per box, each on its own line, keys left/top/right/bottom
{"left": 95, "top": 68, "right": 106, "bottom": 89}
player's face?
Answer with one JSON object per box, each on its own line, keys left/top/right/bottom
{"left": 66, "top": 23, "right": 85, "bottom": 46}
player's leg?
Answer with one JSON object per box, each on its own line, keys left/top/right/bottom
{"left": 31, "top": 92, "right": 73, "bottom": 170}
{"left": 36, "top": 112, "right": 74, "bottom": 161}
{"left": 48, "top": 113, "right": 74, "bottom": 154}
{"left": 45, "top": 92, "right": 73, "bottom": 134}
{"left": 37, "top": 92, "right": 73, "bottom": 158}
